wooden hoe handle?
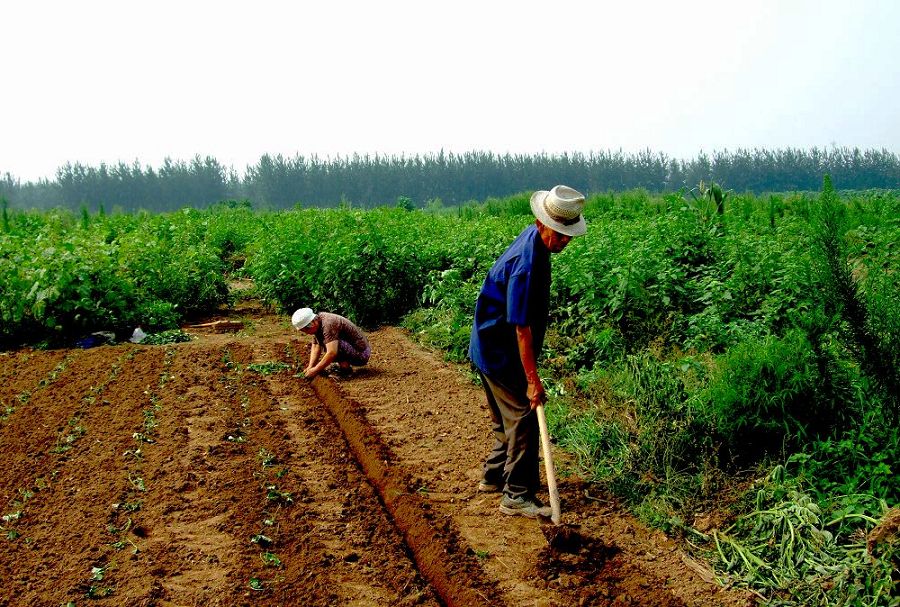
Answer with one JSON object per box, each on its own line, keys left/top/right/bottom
{"left": 536, "top": 404, "right": 561, "bottom": 524}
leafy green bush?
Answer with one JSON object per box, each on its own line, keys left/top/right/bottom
{"left": 701, "top": 330, "right": 848, "bottom": 462}
{"left": 788, "top": 417, "right": 900, "bottom": 504}
{"left": 117, "top": 213, "right": 229, "bottom": 317}
{"left": 0, "top": 209, "right": 230, "bottom": 346}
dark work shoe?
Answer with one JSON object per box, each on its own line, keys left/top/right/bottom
{"left": 499, "top": 495, "right": 552, "bottom": 519}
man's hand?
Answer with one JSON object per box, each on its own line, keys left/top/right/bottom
{"left": 517, "top": 325, "right": 546, "bottom": 410}
{"left": 527, "top": 381, "right": 547, "bottom": 410}
{"left": 303, "top": 365, "right": 318, "bottom": 379}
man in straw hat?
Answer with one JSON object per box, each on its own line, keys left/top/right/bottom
{"left": 468, "top": 185, "right": 587, "bottom": 518}
{"left": 292, "top": 307, "right": 371, "bottom": 379}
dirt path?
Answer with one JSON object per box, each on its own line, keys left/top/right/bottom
{"left": 0, "top": 301, "right": 755, "bottom": 606}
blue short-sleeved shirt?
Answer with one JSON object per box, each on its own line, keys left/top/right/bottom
{"left": 468, "top": 225, "right": 551, "bottom": 391}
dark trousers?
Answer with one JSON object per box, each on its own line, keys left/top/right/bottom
{"left": 479, "top": 372, "right": 539, "bottom": 500}
{"left": 337, "top": 340, "right": 370, "bottom": 366}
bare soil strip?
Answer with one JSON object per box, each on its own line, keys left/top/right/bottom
{"left": 307, "top": 374, "right": 499, "bottom": 607}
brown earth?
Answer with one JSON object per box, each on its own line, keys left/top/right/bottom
{"left": 0, "top": 296, "right": 758, "bottom": 607}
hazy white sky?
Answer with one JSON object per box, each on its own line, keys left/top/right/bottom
{"left": 3, "top": 0, "right": 899, "bottom": 182}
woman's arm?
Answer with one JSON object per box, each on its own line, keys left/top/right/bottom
{"left": 304, "top": 340, "right": 339, "bottom": 378}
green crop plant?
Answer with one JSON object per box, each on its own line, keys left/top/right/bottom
{"left": 250, "top": 533, "right": 273, "bottom": 548}
{"left": 247, "top": 361, "right": 290, "bottom": 375}
{"left": 260, "top": 551, "right": 282, "bottom": 568}
{"left": 141, "top": 329, "right": 193, "bottom": 345}
{"left": 690, "top": 180, "right": 731, "bottom": 217}
{"left": 84, "top": 585, "right": 113, "bottom": 599}
{"left": 127, "top": 474, "right": 146, "bottom": 492}
{"left": 701, "top": 330, "right": 841, "bottom": 462}
{"left": 257, "top": 448, "right": 278, "bottom": 468}
{"left": 248, "top": 577, "right": 265, "bottom": 591}
{"left": 1, "top": 187, "right": 897, "bottom": 607}
{"left": 50, "top": 418, "right": 87, "bottom": 454}
{"left": 265, "top": 485, "right": 293, "bottom": 505}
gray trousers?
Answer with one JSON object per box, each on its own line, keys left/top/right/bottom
{"left": 479, "top": 371, "right": 540, "bottom": 500}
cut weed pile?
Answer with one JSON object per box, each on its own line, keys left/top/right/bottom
{"left": 695, "top": 468, "right": 899, "bottom": 607}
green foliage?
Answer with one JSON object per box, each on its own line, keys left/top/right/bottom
{"left": 788, "top": 418, "right": 899, "bottom": 504}
{"left": 701, "top": 330, "right": 842, "bottom": 460}
{"left": 247, "top": 361, "right": 290, "bottom": 375}
{"left": 249, "top": 208, "right": 427, "bottom": 326}
{"left": 811, "top": 177, "right": 900, "bottom": 422}
{"left": 141, "top": 329, "right": 193, "bottom": 345}
{"left": 546, "top": 399, "right": 631, "bottom": 482}
{"left": 0, "top": 208, "right": 230, "bottom": 346}
{"left": 1, "top": 197, "right": 9, "bottom": 233}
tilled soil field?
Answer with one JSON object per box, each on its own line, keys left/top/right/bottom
{"left": 0, "top": 300, "right": 756, "bottom": 607}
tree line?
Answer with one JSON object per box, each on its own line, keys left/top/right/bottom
{"left": 2, "top": 147, "right": 898, "bottom": 212}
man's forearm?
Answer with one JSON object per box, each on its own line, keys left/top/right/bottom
{"left": 515, "top": 325, "right": 541, "bottom": 385}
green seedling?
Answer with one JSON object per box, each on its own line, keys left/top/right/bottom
{"left": 1, "top": 399, "right": 16, "bottom": 422}
{"left": 108, "top": 518, "right": 132, "bottom": 535}
{"left": 128, "top": 474, "right": 146, "bottom": 492}
{"left": 247, "top": 361, "right": 290, "bottom": 375}
{"left": 248, "top": 577, "right": 265, "bottom": 591}
{"left": 40, "top": 357, "right": 71, "bottom": 388}
{"left": 51, "top": 419, "right": 86, "bottom": 454}
{"left": 265, "top": 485, "right": 293, "bottom": 505}
{"left": 84, "top": 585, "right": 113, "bottom": 599}
{"left": 260, "top": 551, "right": 282, "bottom": 568}
{"left": 474, "top": 549, "right": 490, "bottom": 560}
{"left": 257, "top": 448, "right": 278, "bottom": 468}
{"left": 1, "top": 510, "right": 23, "bottom": 524}
{"left": 250, "top": 534, "right": 273, "bottom": 548}
{"left": 132, "top": 432, "right": 154, "bottom": 444}
{"left": 142, "top": 405, "right": 160, "bottom": 433}
{"left": 142, "top": 329, "right": 193, "bottom": 345}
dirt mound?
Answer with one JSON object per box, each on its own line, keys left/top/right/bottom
{"left": 0, "top": 302, "right": 756, "bottom": 606}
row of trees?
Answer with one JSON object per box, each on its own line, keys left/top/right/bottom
{"left": 2, "top": 147, "right": 898, "bottom": 212}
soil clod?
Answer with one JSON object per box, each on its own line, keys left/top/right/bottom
{"left": 541, "top": 522, "right": 585, "bottom": 553}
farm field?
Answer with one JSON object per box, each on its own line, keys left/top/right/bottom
{"left": 0, "top": 296, "right": 754, "bottom": 607}
{"left": 2, "top": 185, "right": 897, "bottom": 605}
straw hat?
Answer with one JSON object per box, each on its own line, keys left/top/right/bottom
{"left": 291, "top": 307, "right": 315, "bottom": 329}
{"left": 529, "top": 185, "right": 586, "bottom": 237}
